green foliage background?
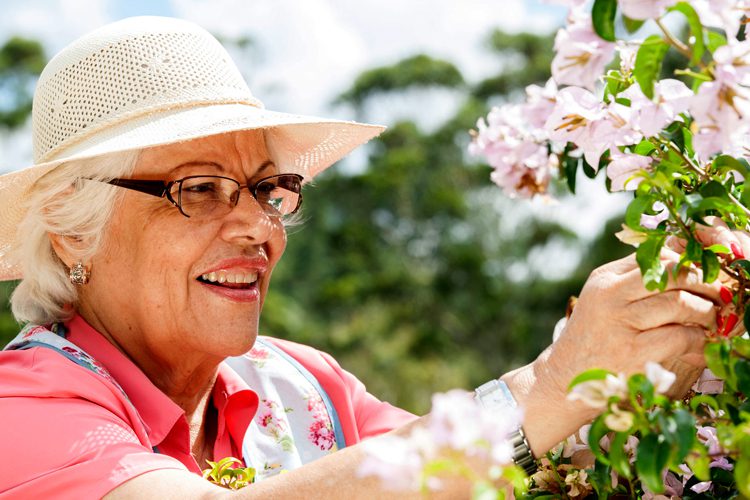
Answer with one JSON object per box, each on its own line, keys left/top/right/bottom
{"left": 0, "top": 29, "right": 630, "bottom": 414}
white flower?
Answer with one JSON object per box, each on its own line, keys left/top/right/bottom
{"left": 568, "top": 374, "right": 628, "bottom": 408}
{"left": 645, "top": 361, "right": 676, "bottom": 394}
{"left": 358, "top": 434, "right": 426, "bottom": 490}
{"left": 615, "top": 224, "right": 648, "bottom": 247}
{"left": 604, "top": 404, "right": 635, "bottom": 432}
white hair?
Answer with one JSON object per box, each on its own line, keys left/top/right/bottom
{"left": 10, "top": 150, "right": 140, "bottom": 325}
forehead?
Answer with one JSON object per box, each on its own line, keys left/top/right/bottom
{"left": 133, "top": 130, "right": 270, "bottom": 177}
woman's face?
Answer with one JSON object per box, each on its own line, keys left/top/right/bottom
{"left": 78, "top": 131, "right": 287, "bottom": 364}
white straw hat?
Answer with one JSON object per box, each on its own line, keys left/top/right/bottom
{"left": 0, "top": 16, "right": 384, "bottom": 281}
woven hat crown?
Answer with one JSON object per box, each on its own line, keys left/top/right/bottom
{"left": 33, "top": 16, "right": 262, "bottom": 164}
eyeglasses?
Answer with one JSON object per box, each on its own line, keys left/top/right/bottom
{"left": 99, "top": 173, "right": 303, "bottom": 219}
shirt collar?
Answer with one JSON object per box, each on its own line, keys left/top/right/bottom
{"left": 64, "top": 314, "right": 258, "bottom": 451}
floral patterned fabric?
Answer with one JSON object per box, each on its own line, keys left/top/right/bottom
{"left": 226, "top": 337, "right": 342, "bottom": 481}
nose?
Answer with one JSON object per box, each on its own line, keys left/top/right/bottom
{"left": 218, "top": 189, "right": 276, "bottom": 244}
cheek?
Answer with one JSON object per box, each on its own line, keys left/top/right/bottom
{"left": 268, "top": 224, "right": 287, "bottom": 267}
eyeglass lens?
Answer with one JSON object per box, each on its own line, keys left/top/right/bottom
{"left": 172, "top": 175, "right": 301, "bottom": 218}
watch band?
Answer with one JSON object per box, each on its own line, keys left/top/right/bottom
{"left": 474, "top": 379, "right": 537, "bottom": 476}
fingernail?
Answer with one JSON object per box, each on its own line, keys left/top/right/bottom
{"left": 723, "top": 313, "right": 739, "bottom": 336}
{"left": 716, "top": 312, "right": 725, "bottom": 332}
{"left": 731, "top": 243, "right": 745, "bottom": 260}
{"left": 720, "top": 286, "right": 734, "bottom": 305}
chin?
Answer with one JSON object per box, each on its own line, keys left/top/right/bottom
{"left": 213, "top": 325, "right": 259, "bottom": 358}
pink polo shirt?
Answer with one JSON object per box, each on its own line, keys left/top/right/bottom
{"left": 0, "top": 316, "right": 416, "bottom": 499}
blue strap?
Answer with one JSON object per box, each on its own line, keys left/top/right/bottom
{"left": 255, "top": 337, "right": 347, "bottom": 449}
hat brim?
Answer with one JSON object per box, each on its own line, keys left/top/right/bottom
{"left": 0, "top": 103, "right": 385, "bottom": 280}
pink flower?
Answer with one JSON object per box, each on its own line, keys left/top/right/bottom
{"left": 470, "top": 102, "right": 556, "bottom": 198}
{"left": 618, "top": 0, "right": 679, "bottom": 20}
{"left": 690, "top": 48, "right": 750, "bottom": 160}
{"left": 607, "top": 152, "right": 652, "bottom": 191}
{"left": 617, "top": 42, "right": 638, "bottom": 75}
{"left": 691, "top": 0, "right": 750, "bottom": 41}
{"left": 308, "top": 419, "right": 335, "bottom": 451}
{"left": 640, "top": 202, "right": 668, "bottom": 230}
{"left": 358, "top": 434, "right": 427, "bottom": 491}
{"left": 691, "top": 481, "right": 713, "bottom": 494}
{"left": 552, "top": 11, "right": 616, "bottom": 90}
{"left": 622, "top": 79, "right": 692, "bottom": 137}
{"left": 692, "top": 369, "right": 724, "bottom": 394}
{"left": 429, "top": 389, "right": 521, "bottom": 464}
{"left": 525, "top": 78, "right": 559, "bottom": 129}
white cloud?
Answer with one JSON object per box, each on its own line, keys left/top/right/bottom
{"left": 0, "top": 0, "right": 113, "bottom": 55}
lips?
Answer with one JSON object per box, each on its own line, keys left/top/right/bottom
{"left": 196, "top": 257, "right": 267, "bottom": 301}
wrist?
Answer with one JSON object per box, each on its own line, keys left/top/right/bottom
{"left": 500, "top": 356, "right": 599, "bottom": 457}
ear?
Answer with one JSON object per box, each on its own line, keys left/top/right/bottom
{"left": 47, "top": 232, "right": 85, "bottom": 268}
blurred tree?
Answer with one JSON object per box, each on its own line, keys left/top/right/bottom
{"left": 0, "top": 36, "right": 45, "bottom": 128}
{"left": 0, "top": 36, "right": 44, "bottom": 346}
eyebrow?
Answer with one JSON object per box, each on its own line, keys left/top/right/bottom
{"left": 170, "top": 160, "right": 276, "bottom": 178}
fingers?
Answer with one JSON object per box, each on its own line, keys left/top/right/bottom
{"left": 626, "top": 289, "right": 717, "bottom": 331}
{"left": 618, "top": 251, "right": 722, "bottom": 304}
{"left": 694, "top": 216, "right": 736, "bottom": 252}
{"left": 634, "top": 324, "right": 706, "bottom": 365}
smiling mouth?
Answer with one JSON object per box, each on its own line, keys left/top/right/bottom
{"left": 197, "top": 271, "right": 259, "bottom": 289}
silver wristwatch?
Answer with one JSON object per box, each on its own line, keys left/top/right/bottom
{"left": 474, "top": 379, "right": 537, "bottom": 476}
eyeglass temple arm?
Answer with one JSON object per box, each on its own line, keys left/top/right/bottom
{"left": 107, "top": 178, "right": 169, "bottom": 198}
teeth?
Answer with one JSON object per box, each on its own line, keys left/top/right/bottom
{"left": 200, "top": 271, "right": 258, "bottom": 284}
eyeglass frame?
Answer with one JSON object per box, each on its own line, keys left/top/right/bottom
{"left": 95, "top": 173, "right": 304, "bottom": 219}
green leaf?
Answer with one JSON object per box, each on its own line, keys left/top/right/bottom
{"left": 733, "top": 336, "right": 750, "bottom": 358}
{"left": 625, "top": 194, "right": 656, "bottom": 230}
{"left": 588, "top": 416, "right": 612, "bottom": 466}
{"left": 698, "top": 179, "right": 729, "bottom": 199}
{"left": 735, "top": 456, "right": 750, "bottom": 498}
{"left": 636, "top": 434, "right": 671, "bottom": 494}
{"left": 568, "top": 368, "right": 614, "bottom": 390}
{"left": 685, "top": 448, "right": 711, "bottom": 481}
{"left": 704, "top": 342, "right": 731, "bottom": 379}
{"left": 704, "top": 243, "right": 731, "bottom": 255}
{"left": 690, "top": 394, "right": 720, "bottom": 415}
{"left": 622, "top": 15, "right": 645, "bottom": 34}
{"left": 734, "top": 359, "right": 750, "bottom": 396}
{"left": 665, "top": 409, "right": 696, "bottom": 464}
{"left": 700, "top": 249, "right": 720, "bottom": 282}
{"left": 713, "top": 154, "right": 749, "bottom": 177}
{"left": 628, "top": 373, "right": 655, "bottom": 408}
{"left": 562, "top": 154, "right": 578, "bottom": 194}
{"left": 634, "top": 139, "right": 657, "bottom": 156}
{"left": 634, "top": 36, "right": 670, "bottom": 99}
{"left": 636, "top": 234, "right": 667, "bottom": 290}
{"left": 707, "top": 30, "right": 728, "bottom": 53}
{"left": 685, "top": 238, "right": 703, "bottom": 262}
{"left": 592, "top": 0, "right": 617, "bottom": 42}
{"left": 609, "top": 432, "right": 633, "bottom": 479}
{"left": 668, "top": 3, "right": 705, "bottom": 66}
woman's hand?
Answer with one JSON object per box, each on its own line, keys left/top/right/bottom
{"left": 502, "top": 250, "right": 721, "bottom": 456}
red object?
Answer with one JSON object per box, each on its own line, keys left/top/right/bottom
{"left": 731, "top": 242, "right": 746, "bottom": 260}
{"left": 722, "top": 313, "right": 739, "bottom": 336}
{"left": 720, "top": 286, "right": 734, "bottom": 305}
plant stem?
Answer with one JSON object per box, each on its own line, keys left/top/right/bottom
{"left": 655, "top": 17, "right": 707, "bottom": 71}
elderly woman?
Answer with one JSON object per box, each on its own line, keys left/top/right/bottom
{"left": 0, "top": 16, "right": 733, "bottom": 499}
